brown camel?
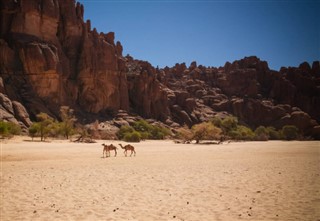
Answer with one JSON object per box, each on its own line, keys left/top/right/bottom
{"left": 118, "top": 144, "right": 136, "bottom": 157}
{"left": 102, "top": 143, "right": 117, "bottom": 157}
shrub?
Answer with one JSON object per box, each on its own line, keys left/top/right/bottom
{"left": 228, "top": 125, "right": 254, "bottom": 140}
{"left": 29, "top": 123, "right": 40, "bottom": 140}
{"left": 123, "top": 131, "right": 141, "bottom": 142}
{"left": 29, "top": 113, "right": 54, "bottom": 141}
{"left": 282, "top": 125, "right": 299, "bottom": 140}
{"left": 59, "top": 106, "right": 76, "bottom": 139}
{"left": 0, "top": 121, "right": 9, "bottom": 137}
{"left": 192, "top": 122, "right": 222, "bottom": 143}
{"left": 266, "top": 126, "right": 282, "bottom": 140}
{"left": 0, "top": 121, "right": 21, "bottom": 138}
{"left": 132, "top": 120, "right": 153, "bottom": 133}
{"left": 210, "top": 117, "right": 222, "bottom": 128}
{"left": 175, "top": 126, "right": 193, "bottom": 143}
{"left": 221, "top": 116, "right": 238, "bottom": 133}
{"left": 118, "top": 120, "right": 171, "bottom": 141}
{"left": 254, "top": 126, "right": 269, "bottom": 141}
{"left": 117, "top": 125, "right": 135, "bottom": 140}
{"left": 150, "top": 126, "right": 171, "bottom": 140}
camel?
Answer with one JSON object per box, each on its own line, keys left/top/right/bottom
{"left": 118, "top": 144, "right": 136, "bottom": 157}
{"left": 102, "top": 143, "right": 117, "bottom": 157}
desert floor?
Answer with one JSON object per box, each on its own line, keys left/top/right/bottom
{"left": 1, "top": 137, "right": 319, "bottom": 221}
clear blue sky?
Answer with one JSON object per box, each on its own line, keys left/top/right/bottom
{"left": 78, "top": 0, "right": 319, "bottom": 71}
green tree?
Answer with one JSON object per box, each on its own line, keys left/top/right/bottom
{"left": 35, "top": 113, "right": 54, "bottom": 141}
{"left": 282, "top": 125, "right": 299, "bottom": 140}
{"left": 192, "top": 122, "right": 222, "bottom": 144}
{"left": 59, "top": 106, "right": 76, "bottom": 139}
{"left": 29, "top": 123, "right": 40, "bottom": 140}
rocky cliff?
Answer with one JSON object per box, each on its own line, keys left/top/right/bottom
{"left": 157, "top": 57, "right": 320, "bottom": 138}
{"left": 1, "top": 0, "right": 319, "bottom": 138}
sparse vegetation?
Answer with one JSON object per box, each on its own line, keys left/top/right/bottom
{"left": 59, "top": 106, "right": 77, "bottom": 139}
{"left": 117, "top": 120, "right": 171, "bottom": 142}
{"left": 23, "top": 109, "right": 302, "bottom": 142}
{"left": 211, "top": 116, "right": 254, "bottom": 141}
{"left": 0, "top": 121, "right": 21, "bottom": 138}
{"left": 27, "top": 106, "right": 77, "bottom": 141}
{"left": 29, "top": 113, "right": 54, "bottom": 141}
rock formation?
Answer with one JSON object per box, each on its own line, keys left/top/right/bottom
{"left": 0, "top": 0, "right": 319, "bottom": 139}
{"left": 158, "top": 56, "right": 320, "bottom": 138}
{"left": 1, "top": 0, "right": 129, "bottom": 119}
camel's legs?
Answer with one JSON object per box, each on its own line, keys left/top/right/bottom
{"left": 114, "top": 150, "right": 117, "bottom": 157}
{"left": 124, "top": 150, "right": 127, "bottom": 157}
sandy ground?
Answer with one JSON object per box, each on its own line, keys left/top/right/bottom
{"left": 0, "top": 137, "right": 319, "bottom": 221}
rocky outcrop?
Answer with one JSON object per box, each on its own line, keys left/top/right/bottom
{"left": 159, "top": 56, "right": 320, "bottom": 138}
{"left": 126, "top": 58, "right": 170, "bottom": 121}
{"left": 0, "top": 92, "right": 31, "bottom": 129}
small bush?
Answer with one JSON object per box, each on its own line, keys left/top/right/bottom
{"left": 228, "top": 125, "right": 254, "bottom": 140}
{"left": 266, "top": 126, "right": 282, "bottom": 140}
{"left": 282, "top": 125, "right": 299, "bottom": 140}
{"left": 0, "top": 121, "right": 9, "bottom": 137}
{"left": 150, "top": 126, "right": 171, "bottom": 140}
{"left": 132, "top": 120, "right": 153, "bottom": 133}
{"left": 0, "top": 121, "right": 21, "bottom": 138}
{"left": 124, "top": 131, "right": 141, "bottom": 142}
{"left": 117, "top": 125, "right": 135, "bottom": 140}
{"left": 29, "top": 123, "right": 39, "bottom": 140}
{"left": 221, "top": 116, "right": 238, "bottom": 133}
{"left": 254, "top": 126, "right": 269, "bottom": 141}
{"left": 210, "top": 117, "right": 222, "bottom": 128}
{"left": 117, "top": 120, "right": 170, "bottom": 141}
{"left": 175, "top": 126, "right": 193, "bottom": 143}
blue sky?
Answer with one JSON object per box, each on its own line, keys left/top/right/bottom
{"left": 78, "top": 0, "right": 319, "bottom": 71}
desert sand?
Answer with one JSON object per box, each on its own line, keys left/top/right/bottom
{"left": 1, "top": 137, "right": 319, "bottom": 221}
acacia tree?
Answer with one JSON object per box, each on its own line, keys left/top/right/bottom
{"left": 191, "top": 122, "right": 222, "bottom": 144}
{"left": 32, "top": 112, "right": 54, "bottom": 141}
{"left": 59, "top": 106, "right": 77, "bottom": 139}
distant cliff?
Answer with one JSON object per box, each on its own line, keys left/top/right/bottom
{"left": 1, "top": 0, "right": 319, "bottom": 138}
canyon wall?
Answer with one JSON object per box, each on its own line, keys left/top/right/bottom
{"left": 0, "top": 0, "right": 319, "bottom": 138}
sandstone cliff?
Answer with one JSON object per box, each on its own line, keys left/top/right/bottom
{"left": 0, "top": 0, "right": 319, "bottom": 139}
{"left": 1, "top": 0, "right": 130, "bottom": 119}
{"left": 157, "top": 57, "right": 320, "bottom": 138}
